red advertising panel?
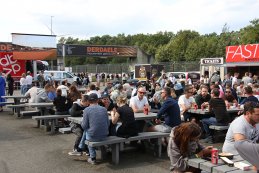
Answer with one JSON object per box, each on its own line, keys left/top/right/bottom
{"left": 226, "top": 44, "right": 259, "bottom": 63}
{"left": 0, "top": 52, "right": 26, "bottom": 77}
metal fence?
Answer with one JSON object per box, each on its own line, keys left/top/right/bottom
{"left": 70, "top": 61, "right": 200, "bottom": 74}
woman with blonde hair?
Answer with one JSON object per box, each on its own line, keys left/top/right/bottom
{"left": 168, "top": 122, "right": 213, "bottom": 173}
{"left": 110, "top": 95, "right": 138, "bottom": 137}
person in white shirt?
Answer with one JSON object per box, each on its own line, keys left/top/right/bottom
{"left": 25, "top": 83, "right": 39, "bottom": 103}
{"left": 178, "top": 85, "right": 196, "bottom": 122}
{"left": 232, "top": 72, "right": 239, "bottom": 88}
{"left": 129, "top": 86, "right": 150, "bottom": 113}
{"left": 20, "top": 73, "right": 27, "bottom": 95}
{"left": 26, "top": 71, "right": 33, "bottom": 91}
{"left": 86, "top": 84, "right": 101, "bottom": 98}
{"left": 169, "top": 73, "right": 176, "bottom": 85}
{"left": 57, "top": 80, "right": 69, "bottom": 97}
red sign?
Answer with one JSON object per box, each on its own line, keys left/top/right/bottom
{"left": 0, "top": 52, "right": 26, "bottom": 77}
{"left": 226, "top": 44, "right": 259, "bottom": 62}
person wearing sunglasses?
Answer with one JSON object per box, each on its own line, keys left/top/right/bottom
{"left": 224, "top": 88, "right": 238, "bottom": 107}
{"left": 129, "top": 86, "right": 150, "bottom": 113}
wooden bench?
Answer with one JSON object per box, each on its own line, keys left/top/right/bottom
{"left": 0, "top": 101, "right": 15, "bottom": 105}
{"left": 209, "top": 125, "right": 229, "bottom": 142}
{"left": 85, "top": 132, "right": 170, "bottom": 165}
{"left": 21, "top": 110, "right": 40, "bottom": 116}
{"left": 32, "top": 115, "right": 71, "bottom": 134}
{"left": 6, "top": 104, "right": 29, "bottom": 117}
{"left": 209, "top": 125, "right": 229, "bottom": 130}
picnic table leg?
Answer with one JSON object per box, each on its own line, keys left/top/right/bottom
{"left": 50, "top": 119, "right": 55, "bottom": 134}
{"left": 111, "top": 143, "right": 120, "bottom": 165}
{"left": 154, "top": 138, "right": 162, "bottom": 157}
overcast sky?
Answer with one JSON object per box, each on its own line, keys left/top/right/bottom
{"left": 1, "top": 0, "right": 259, "bottom": 42}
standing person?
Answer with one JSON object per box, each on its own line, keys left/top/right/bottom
{"left": 0, "top": 72, "right": 6, "bottom": 112}
{"left": 37, "top": 71, "right": 45, "bottom": 88}
{"left": 148, "top": 87, "right": 181, "bottom": 133}
{"left": 232, "top": 72, "right": 239, "bottom": 88}
{"left": 6, "top": 74, "right": 14, "bottom": 96}
{"left": 80, "top": 93, "right": 109, "bottom": 164}
{"left": 110, "top": 95, "right": 138, "bottom": 137}
{"left": 242, "top": 72, "right": 253, "bottom": 86}
{"left": 20, "top": 73, "right": 27, "bottom": 95}
{"left": 26, "top": 71, "right": 33, "bottom": 92}
{"left": 222, "top": 101, "right": 259, "bottom": 154}
{"left": 168, "top": 122, "right": 213, "bottom": 173}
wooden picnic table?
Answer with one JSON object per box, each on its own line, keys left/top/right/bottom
{"left": 188, "top": 154, "right": 257, "bottom": 173}
{"left": 25, "top": 102, "right": 54, "bottom": 116}
{"left": 1, "top": 95, "right": 28, "bottom": 104}
{"left": 188, "top": 107, "right": 242, "bottom": 115}
{"left": 68, "top": 112, "right": 157, "bottom": 124}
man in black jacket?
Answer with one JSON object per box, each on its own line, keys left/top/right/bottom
{"left": 68, "top": 95, "right": 89, "bottom": 156}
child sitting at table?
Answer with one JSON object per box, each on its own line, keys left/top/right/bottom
{"left": 168, "top": 122, "right": 213, "bottom": 173}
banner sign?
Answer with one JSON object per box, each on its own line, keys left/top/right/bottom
{"left": 57, "top": 44, "right": 137, "bottom": 57}
{"left": 200, "top": 58, "right": 223, "bottom": 65}
{"left": 226, "top": 44, "right": 259, "bottom": 63}
{"left": 0, "top": 52, "right": 26, "bottom": 77}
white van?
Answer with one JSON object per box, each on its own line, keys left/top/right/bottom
{"left": 156, "top": 71, "right": 200, "bottom": 84}
{"left": 43, "top": 71, "right": 78, "bottom": 84}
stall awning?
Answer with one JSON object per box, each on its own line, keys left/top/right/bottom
{"left": 224, "top": 62, "right": 259, "bottom": 67}
{"left": 13, "top": 49, "right": 57, "bottom": 60}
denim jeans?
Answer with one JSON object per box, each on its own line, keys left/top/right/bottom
{"left": 79, "top": 131, "right": 106, "bottom": 159}
{"left": 201, "top": 117, "right": 225, "bottom": 136}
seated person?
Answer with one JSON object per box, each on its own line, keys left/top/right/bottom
{"left": 149, "top": 83, "right": 163, "bottom": 109}
{"left": 201, "top": 88, "right": 230, "bottom": 144}
{"left": 224, "top": 88, "right": 238, "bottom": 107}
{"left": 223, "top": 101, "right": 259, "bottom": 154}
{"left": 24, "top": 83, "right": 39, "bottom": 103}
{"left": 195, "top": 85, "right": 211, "bottom": 109}
{"left": 110, "top": 95, "right": 138, "bottom": 137}
{"left": 98, "top": 93, "right": 114, "bottom": 111}
{"left": 234, "top": 140, "right": 259, "bottom": 170}
{"left": 53, "top": 89, "right": 69, "bottom": 115}
{"left": 168, "top": 122, "right": 213, "bottom": 173}
{"left": 68, "top": 95, "right": 90, "bottom": 156}
{"left": 47, "top": 85, "right": 57, "bottom": 101}
{"left": 178, "top": 85, "right": 196, "bottom": 122}
{"left": 240, "top": 86, "right": 259, "bottom": 105}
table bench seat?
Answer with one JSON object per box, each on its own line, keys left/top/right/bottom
{"left": 32, "top": 115, "right": 71, "bottom": 134}
{"left": 85, "top": 132, "right": 170, "bottom": 165}
{"left": 209, "top": 125, "right": 229, "bottom": 130}
{"left": 21, "top": 110, "right": 40, "bottom": 116}
{"left": 59, "top": 127, "right": 72, "bottom": 134}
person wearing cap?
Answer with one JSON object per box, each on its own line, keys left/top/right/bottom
{"left": 68, "top": 95, "right": 90, "bottom": 156}
{"left": 80, "top": 93, "right": 110, "bottom": 165}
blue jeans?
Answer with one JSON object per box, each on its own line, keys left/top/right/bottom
{"left": 79, "top": 131, "right": 106, "bottom": 159}
{"left": 201, "top": 117, "right": 225, "bottom": 136}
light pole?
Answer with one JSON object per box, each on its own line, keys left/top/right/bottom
{"left": 51, "top": 16, "right": 54, "bottom": 35}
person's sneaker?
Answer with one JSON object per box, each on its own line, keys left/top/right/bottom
{"left": 200, "top": 136, "right": 213, "bottom": 143}
{"left": 68, "top": 149, "right": 82, "bottom": 156}
{"left": 85, "top": 151, "right": 90, "bottom": 156}
{"left": 87, "top": 158, "right": 97, "bottom": 165}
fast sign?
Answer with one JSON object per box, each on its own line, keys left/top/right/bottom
{"left": 226, "top": 44, "right": 259, "bottom": 62}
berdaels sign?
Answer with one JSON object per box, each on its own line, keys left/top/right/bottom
{"left": 226, "top": 44, "right": 259, "bottom": 63}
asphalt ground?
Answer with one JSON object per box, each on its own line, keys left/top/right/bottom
{"left": 0, "top": 89, "right": 223, "bottom": 173}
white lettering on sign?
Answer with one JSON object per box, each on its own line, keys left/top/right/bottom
{"left": 0, "top": 54, "right": 21, "bottom": 75}
{"left": 226, "top": 44, "right": 259, "bottom": 62}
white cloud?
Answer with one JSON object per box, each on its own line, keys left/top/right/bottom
{"left": 1, "top": 0, "right": 259, "bottom": 42}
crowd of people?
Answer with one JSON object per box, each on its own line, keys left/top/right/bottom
{"left": 0, "top": 70, "right": 259, "bottom": 171}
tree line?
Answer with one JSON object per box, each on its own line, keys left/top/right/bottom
{"left": 58, "top": 19, "right": 259, "bottom": 67}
